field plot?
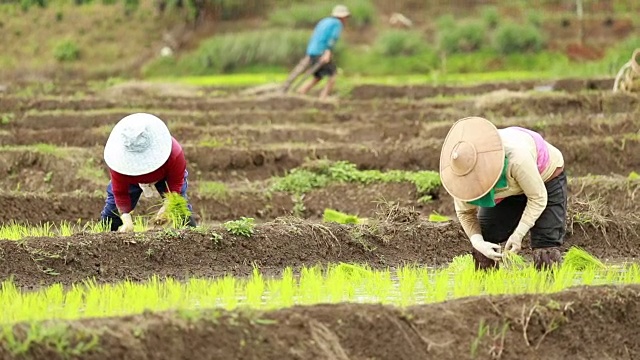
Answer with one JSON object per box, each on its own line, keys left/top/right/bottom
{"left": 1, "top": 79, "right": 640, "bottom": 359}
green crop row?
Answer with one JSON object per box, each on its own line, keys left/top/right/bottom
{"left": 0, "top": 248, "right": 637, "bottom": 325}
{"left": 268, "top": 160, "right": 440, "bottom": 201}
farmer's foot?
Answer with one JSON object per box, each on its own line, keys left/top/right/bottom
{"left": 533, "top": 247, "right": 563, "bottom": 270}
{"left": 471, "top": 248, "right": 500, "bottom": 271}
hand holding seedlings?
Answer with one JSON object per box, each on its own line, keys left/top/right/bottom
{"left": 153, "top": 205, "right": 168, "bottom": 226}
{"left": 504, "top": 232, "right": 523, "bottom": 254}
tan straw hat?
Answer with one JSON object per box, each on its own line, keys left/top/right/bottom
{"left": 439, "top": 117, "right": 505, "bottom": 201}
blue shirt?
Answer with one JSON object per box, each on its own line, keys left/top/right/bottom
{"left": 306, "top": 17, "right": 343, "bottom": 56}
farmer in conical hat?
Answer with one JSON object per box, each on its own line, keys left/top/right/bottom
{"left": 100, "top": 113, "right": 197, "bottom": 232}
{"left": 281, "top": 4, "right": 351, "bottom": 99}
{"left": 439, "top": 117, "right": 567, "bottom": 270}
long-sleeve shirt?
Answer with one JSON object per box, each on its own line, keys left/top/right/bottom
{"left": 306, "top": 17, "right": 343, "bottom": 56}
{"left": 454, "top": 127, "right": 564, "bottom": 240}
{"left": 110, "top": 137, "right": 186, "bottom": 213}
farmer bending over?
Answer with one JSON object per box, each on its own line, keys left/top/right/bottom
{"left": 439, "top": 117, "right": 567, "bottom": 270}
{"left": 282, "top": 5, "right": 350, "bottom": 99}
{"left": 100, "top": 113, "right": 197, "bottom": 232}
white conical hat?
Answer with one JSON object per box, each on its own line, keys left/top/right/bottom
{"left": 104, "top": 113, "right": 172, "bottom": 176}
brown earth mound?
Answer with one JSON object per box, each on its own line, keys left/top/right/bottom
{"left": 4, "top": 112, "right": 640, "bottom": 148}
{"left": 349, "top": 77, "right": 614, "bottom": 100}
{"left": 0, "top": 173, "right": 638, "bottom": 225}
{"left": 2, "top": 91, "right": 638, "bottom": 117}
{"left": 1, "top": 284, "right": 638, "bottom": 359}
{"left": 0, "top": 211, "right": 638, "bottom": 289}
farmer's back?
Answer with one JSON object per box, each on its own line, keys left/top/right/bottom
{"left": 306, "top": 17, "right": 343, "bottom": 56}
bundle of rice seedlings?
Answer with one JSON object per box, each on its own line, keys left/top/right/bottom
{"left": 164, "top": 192, "right": 192, "bottom": 229}
{"left": 562, "top": 246, "right": 605, "bottom": 270}
{"left": 501, "top": 251, "right": 527, "bottom": 270}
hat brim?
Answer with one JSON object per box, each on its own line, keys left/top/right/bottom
{"left": 104, "top": 113, "right": 173, "bottom": 176}
{"left": 439, "top": 117, "right": 505, "bottom": 201}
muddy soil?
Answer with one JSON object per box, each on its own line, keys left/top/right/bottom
{"left": 4, "top": 112, "right": 640, "bottom": 148}
{"left": 2, "top": 91, "right": 638, "bottom": 117}
{"left": 0, "top": 172, "right": 638, "bottom": 224}
{"left": 349, "top": 77, "right": 614, "bottom": 100}
{"left": 2, "top": 284, "right": 637, "bottom": 360}
{"left": 0, "top": 212, "right": 638, "bottom": 289}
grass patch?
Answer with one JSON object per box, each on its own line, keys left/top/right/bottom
{"left": 268, "top": 0, "right": 374, "bottom": 29}
{"left": 76, "top": 158, "right": 106, "bottom": 183}
{"left": 198, "top": 181, "right": 228, "bottom": 200}
{"left": 268, "top": 159, "right": 440, "bottom": 198}
{"left": 143, "top": 29, "right": 309, "bottom": 76}
{"left": 223, "top": 217, "right": 255, "bottom": 237}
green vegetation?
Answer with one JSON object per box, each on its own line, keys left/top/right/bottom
{"left": 198, "top": 181, "right": 228, "bottom": 200}
{"left": 562, "top": 246, "right": 606, "bottom": 270}
{"left": 373, "top": 30, "right": 429, "bottom": 57}
{"left": 323, "top": 208, "right": 362, "bottom": 224}
{"left": 223, "top": 217, "right": 255, "bottom": 237}
{"left": 493, "top": 22, "right": 545, "bottom": 55}
{"left": 163, "top": 192, "right": 192, "bottom": 229}
{"left": 1, "top": 255, "right": 638, "bottom": 325}
{"left": 143, "top": 30, "right": 310, "bottom": 76}
{"left": 268, "top": 0, "right": 374, "bottom": 29}
{"left": 52, "top": 39, "right": 80, "bottom": 62}
{"left": 269, "top": 160, "right": 440, "bottom": 197}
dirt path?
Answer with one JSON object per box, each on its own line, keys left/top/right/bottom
{"left": 1, "top": 212, "right": 637, "bottom": 289}
{"left": 1, "top": 284, "right": 637, "bottom": 359}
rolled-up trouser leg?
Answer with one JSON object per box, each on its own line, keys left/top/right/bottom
{"left": 282, "top": 56, "right": 311, "bottom": 92}
{"left": 530, "top": 171, "right": 567, "bottom": 270}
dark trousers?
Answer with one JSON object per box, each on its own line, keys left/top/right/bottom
{"left": 478, "top": 171, "right": 567, "bottom": 249}
{"left": 100, "top": 170, "right": 196, "bottom": 231}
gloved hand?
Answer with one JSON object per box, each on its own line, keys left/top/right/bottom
{"left": 153, "top": 205, "right": 168, "bottom": 226}
{"left": 504, "top": 233, "right": 523, "bottom": 254}
{"left": 119, "top": 213, "right": 134, "bottom": 233}
{"left": 470, "top": 234, "right": 503, "bottom": 261}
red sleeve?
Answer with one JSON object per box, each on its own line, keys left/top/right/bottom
{"left": 110, "top": 170, "right": 133, "bottom": 213}
{"left": 165, "top": 139, "right": 186, "bottom": 193}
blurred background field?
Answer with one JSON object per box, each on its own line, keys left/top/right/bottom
{"left": 0, "top": 0, "right": 638, "bottom": 85}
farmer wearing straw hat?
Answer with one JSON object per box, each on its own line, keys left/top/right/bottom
{"left": 99, "top": 113, "right": 197, "bottom": 232}
{"left": 439, "top": 117, "right": 567, "bottom": 271}
{"left": 281, "top": 4, "right": 351, "bottom": 99}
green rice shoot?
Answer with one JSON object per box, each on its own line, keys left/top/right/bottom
{"left": 0, "top": 257, "right": 638, "bottom": 327}
{"left": 428, "top": 212, "right": 450, "bottom": 223}
{"left": 323, "top": 208, "right": 361, "bottom": 224}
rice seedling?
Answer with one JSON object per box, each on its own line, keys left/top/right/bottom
{"left": 323, "top": 208, "right": 361, "bottom": 224}
{"left": 1, "top": 251, "right": 638, "bottom": 326}
{"left": 428, "top": 212, "right": 450, "bottom": 223}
